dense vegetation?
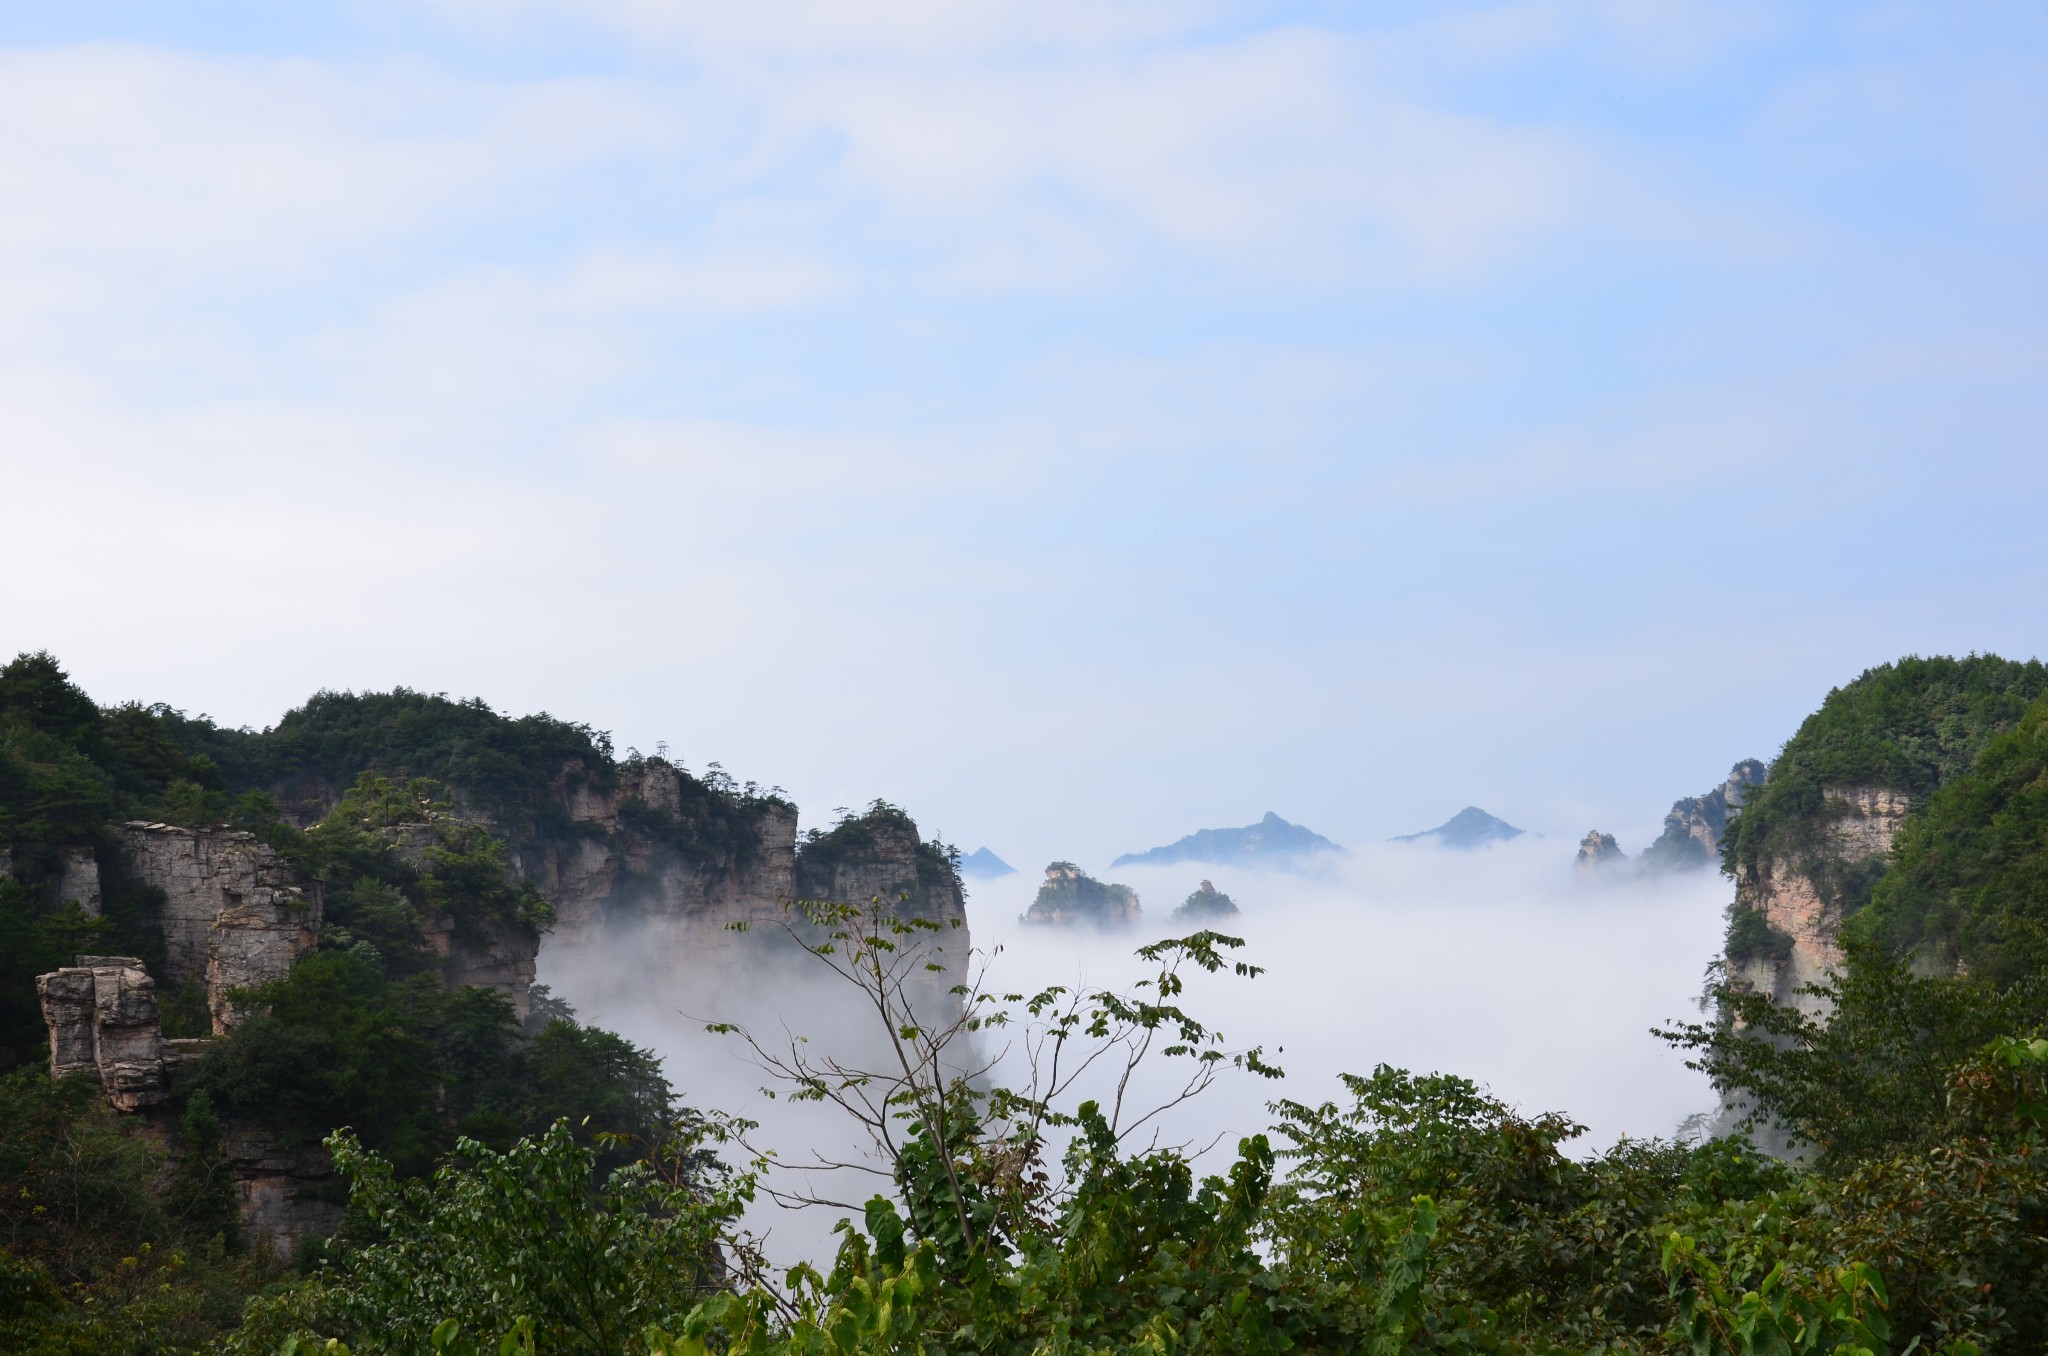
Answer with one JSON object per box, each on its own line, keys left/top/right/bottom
{"left": 197, "top": 925, "right": 2048, "bottom": 1354}
{"left": 1851, "top": 690, "right": 2048, "bottom": 985}
{"left": 1721, "top": 656, "right": 2048, "bottom": 887}
{"left": 1171, "top": 880, "right": 1240, "bottom": 922}
{"left": 0, "top": 655, "right": 715, "bottom": 1348}
{"left": 793, "top": 801, "right": 960, "bottom": 913}
{"left": 9, "top": 649, "right": 2048, "bottom": 1351}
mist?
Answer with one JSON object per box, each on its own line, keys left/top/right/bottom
{"left": 537, "top": 833, "right": 1728, "bottom": 1266}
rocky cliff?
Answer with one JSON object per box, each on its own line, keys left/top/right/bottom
{"left": 117, "top": 823, "right": 323, "bottom": 1033}
{"left": 1724, "top": 786, "right": 1912, "bottom": 1018}
{"left": 1710, "top": 657, "right": 2048, "bottom": 1021}
{"left": 1640, "top": 760, "right": 1767, "bottom": 873}
{"left": 529, "top": 781, "right": 969, "bottom": 1024}
{"left": 1573, "top": 831, "right": 1626, "bottom": 874}
{"left": 1025, "top": 863, "right": 1141, "bottom": 929}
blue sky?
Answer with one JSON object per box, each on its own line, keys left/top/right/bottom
{"left": 3, "top": 1, "right": 2044, "bottom": 868}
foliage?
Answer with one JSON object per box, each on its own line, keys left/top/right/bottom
{"left": 1722, "top": 655, "right": 2048, "bottom": 888}
{"left": 192, "top": 951, "right": 677, "bottom": 1180}
{"left": 1659, "top": 941, "right": 2045, "bottom": 1169}
{"left": 1723, "top": 901, "right": 1794, "bottom": 966}
{"left": 171, "top": 687, "right": 617, "bottom": 843}
{"left": 1172, "top": 880, "right": 1240, "bottom": 923}
{"left": 0, "top": 1069, "right": 266, "bottom": 1353}
{"left": 234, "top": 1119, "right": 746, "bottom": 1356}
{"left": 1854, "top": 690, "right": 2048, "bottom": 983}
{"left": 790, "top": 800, "right": 960, "bottom": 912}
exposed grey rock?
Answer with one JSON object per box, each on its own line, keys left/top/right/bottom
{"left": 57, "top": 846, "right": 100, "bottom": 916}
{"left": 224, "top": 1123, "right": 344, "bottom": 1262}
{"left": 1574, "top": 831, "right": 1627, "bottom": 873}
{"left": 35, "top": 957, "right": 168, "bottom": 1111}
{"left": 1024, "top": 862, "right": 1141, "bottom": 929}
{"left": 1641, "top": 760, "right": 1767, "bottom": 872}
{"left": 531, "top": 764, "right": 970, "bottom": 1028}
{"left": 116, "top": 823, "right": 322, "bottom": 1032}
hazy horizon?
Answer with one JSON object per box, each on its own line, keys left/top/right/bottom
{"left": 5, "top": 2, "right": 2046, "bottom": 865}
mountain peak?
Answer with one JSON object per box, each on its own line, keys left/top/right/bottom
{"left": 1111, "top": 813, "right": 1344, "bottom": 870}
{"left": 1392, "top": 806, "right": 1524, "bottom": 849}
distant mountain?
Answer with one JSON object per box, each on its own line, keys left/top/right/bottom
{"left": 959, "top": 847, "right": 1016, "bottom": 879}
{"left": 1393, "top": 807, "right": 1523, "bottom": 849}
{"left": 1110, "top": 811, "right": 1344, "bottom": 870}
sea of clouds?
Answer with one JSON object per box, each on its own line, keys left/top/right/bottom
{"left": 539, "top": 834, "right": 1730, "bottom": 1266}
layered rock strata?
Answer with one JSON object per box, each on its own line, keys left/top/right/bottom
{"left": 117, "top": 823, "right": 322, "bottom": 1032}
{"left": 1727, "top": 785, "right": 1911, "bottom": 1018}
{"left": 530, "top": 767, "right": 969, "bottom": 1020}
{"left": 35, "top": 956, "right": 170, "bottom": 1111}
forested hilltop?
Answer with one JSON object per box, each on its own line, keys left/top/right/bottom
{"left": 7, "top": 650, "right": 2048, "bottom": 1353}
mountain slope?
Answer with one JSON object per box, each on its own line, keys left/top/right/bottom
{"left": 1393, "top": 806, "right": 1522, "bottom": 849}
{"left": 1111, "top": 811, "right": 1341, "bottom": 869}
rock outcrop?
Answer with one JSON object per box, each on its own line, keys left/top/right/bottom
{"left": 57, "top": 846, "right": 101, "bottom": 915}
{"left": 35, "top": 957, "right": 170, "bottom": 1111}
{"left": 1024, "top": 863, "right": 1141, "bottom": 929}
{"left": 226, "top": 1124, "right": 346, "bottom": 1261}
{"left": 1172, "top": 880, "right": 1240, "bottom": 923}
{"left": 527, "top": 774, "right": 970, "bottom": 1024}
{"left": 1727, "top": 785, "right": 1911, "bottom": 1017}
{"left": 1574, "top": 831, "right": 1626, "bottom": 873}
{"left": 117, "top": 823, "right": 322, "bottom": 1032}
{"left": 1641, "top": 760, "right": 1767, "bottom": 872}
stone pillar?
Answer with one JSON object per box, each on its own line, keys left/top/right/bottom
{"left": 35, "top": 957, "right": 169, "bottom": 1111}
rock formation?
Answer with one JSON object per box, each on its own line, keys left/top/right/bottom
{"left": 1574, "top": 831, "right": 1626, "bottom": 873}
{"left": 1726, "top": 785, "right": 1911, "bottom": 1018}
{"left": 117, "top": 823, "right": 323, "bottom": 1032}
{"left": 1640, "top": 760, "right": 1767, "bottom": 872}
{"left": 225, "top": 1124, "right": 347, "bottom": 1260}
{"left": 1024, "top": 863, "right": 1141, "bottom": 929}
{"left": 1171, "top": 880, "right": 1240, "bottom": 923}
{"left": 35, "top": 956, "right": 170, "bottom": 1112}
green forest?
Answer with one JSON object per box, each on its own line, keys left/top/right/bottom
{"left": 5, "top": 652, "right": 2048, "bottom": 1353}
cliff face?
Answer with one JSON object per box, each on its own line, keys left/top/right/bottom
{"left": 118, "top": 823, "right": 322, "bottom": 1032}
{"left": 1726, "top": 786, "right": 1911, "bottom": 1017}
{"left": 1574, "top": 831, "right": 1626, "bottom": 874}
{"left": 530, "top": 779, "right": 969, "bottom": 1024}
{"left": 1641, "top": 760, "right": 1767, "bottom": 872}
{"left": 1025, "top": 863, "right": 1141, "bottom": 929}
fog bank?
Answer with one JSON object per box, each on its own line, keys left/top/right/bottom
{"left": 539, "top": 836, "right": 1729, "bottom": 1264}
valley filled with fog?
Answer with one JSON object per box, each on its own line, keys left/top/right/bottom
{"left": 542, "top": 835, "right": 1730, "bottom": 1262}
